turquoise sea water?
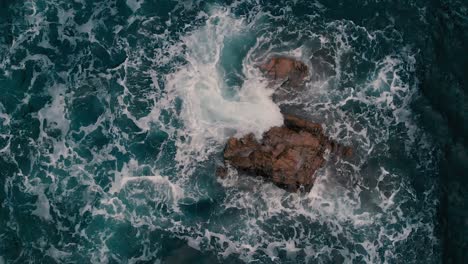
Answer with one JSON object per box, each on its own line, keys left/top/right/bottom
{"left": 0, "top": 0, "right": 467, "bottom": 263}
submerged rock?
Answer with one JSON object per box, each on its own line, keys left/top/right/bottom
{"left": 259, "top": 56, "right": 308, "bottom": 86}
{"left": 259, "top": 56, "right": 309, "bottom": 103}
{"left": 221, "top": 115, "right": 351, "bottom": 192}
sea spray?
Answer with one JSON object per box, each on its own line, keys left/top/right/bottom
{"left": 167, "top": 10, "right": 283, "bottom": 166}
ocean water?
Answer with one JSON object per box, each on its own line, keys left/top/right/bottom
{"left": 0, "top": 0, "right": 466, "bottom": 263}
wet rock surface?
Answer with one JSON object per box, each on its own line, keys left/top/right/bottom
{"left": 222, "top": 114, "right": 351, "bottom": 192}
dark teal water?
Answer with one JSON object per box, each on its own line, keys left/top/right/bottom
{"left": 0, "top": 0, "right": 466, "bottom": 263}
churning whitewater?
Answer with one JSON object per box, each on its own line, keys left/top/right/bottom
{"left": 2, "top": 0, "right": 463, "bottom": 263}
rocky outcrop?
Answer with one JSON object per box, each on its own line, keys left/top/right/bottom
{"left": 218, "top": 56, "right": 351, "bottom": 192}
{"left": 221, "top": 114, "right": 352, "bottom": 192}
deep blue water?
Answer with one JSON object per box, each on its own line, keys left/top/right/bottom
{"left": 0, "top": 0, "right": 467, "bottom": 263}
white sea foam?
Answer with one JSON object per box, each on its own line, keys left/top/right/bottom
{"left": 121, "top": 175, "right": 184, "bottom": 205}
{"left": 126, "top": 0, "right": 143, "bottom": 13}
{"left": 37, "top": 84, "right": 71, "bottom": 164}
{"left": 46, "top": 245, "right": 72, "bottom": 262}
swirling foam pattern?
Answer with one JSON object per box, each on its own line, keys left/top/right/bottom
{"left": 1, "top": 0, "right": 466, "bottom": 263}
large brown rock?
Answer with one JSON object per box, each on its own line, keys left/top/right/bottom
{"left": 221, "top": 115, "right": 352, "bottom": 192}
